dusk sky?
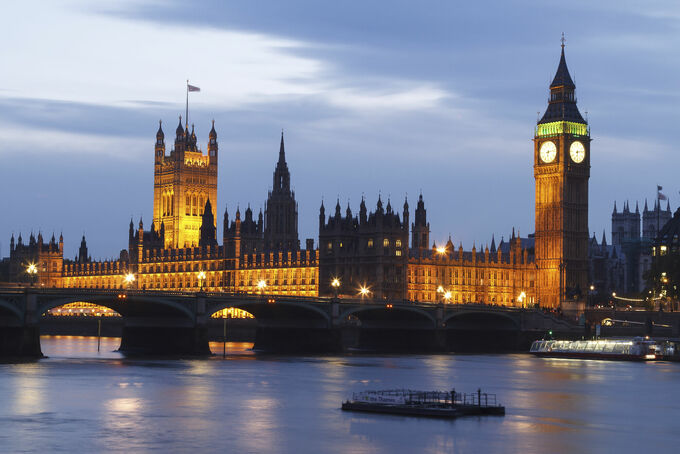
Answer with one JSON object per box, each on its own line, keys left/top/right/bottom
{"left": 2, "top": 0, "right": 679, "bottom": 260}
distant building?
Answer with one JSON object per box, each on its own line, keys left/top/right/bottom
{"left": 589, "top": 199, "right": 672, "bottom": 296}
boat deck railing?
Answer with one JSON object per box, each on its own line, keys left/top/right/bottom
{"left": 350, "top": 389, "right": 500, "bottom": 408}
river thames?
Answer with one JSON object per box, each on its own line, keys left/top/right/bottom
{"left": 1, "top": 336, "right": 679, "bottom": 453}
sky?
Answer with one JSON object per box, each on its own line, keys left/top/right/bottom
{"left": 1, "top": 0, "right": 679, "bottom": 260}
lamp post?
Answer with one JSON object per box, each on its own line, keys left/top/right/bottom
{"left": 443, "top": 291, "right": 452, "bottom": 304}
{"left": 26, "top": 263, "right": 38, "bottom": 287}
{"left": 124, "top": 273, "right": 135, "bottom": 289}
{"left": 518, "top": 291, "right": 526, "bottom": 309}
{"left": 257, "top": 279, "right": 267, "bottom": 295}
{"left": 331, "top": 278, "right": 340, "bottom": 300}
{"left": 197, "top": 271, "right": 207, "bottom": 291}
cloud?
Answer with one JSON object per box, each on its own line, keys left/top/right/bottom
{"left": 0, "top": 122, "right": 147, "bottom": 161}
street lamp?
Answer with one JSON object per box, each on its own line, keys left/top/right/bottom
{"left": 197, "top": 271, "right": 207, "bottom": 290}
{"left": 124, "top": 273, "right": 135, "bottom": 288}
{"left": 331, "top": 278, "right": 340, "bottom": 299}
{"left": 26, "top": 263, "right": 38, "bottom": 286}
{"left": 518, "top": 291, "right": 526, "bottom": 308}
{"left": 443, "top": 291, "right": 452, "bottom": 304}
{"left": 359, "top": 286, "right": 370, "bottom": 299}
{"left": 257, "top": 279, "right": 267, "bottom": 294}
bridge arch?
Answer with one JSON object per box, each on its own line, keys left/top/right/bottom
{"left": 0, "top": 298, "right": 22, "bottom": 321}
{"left": 444, "top": 310, "right": 520, "bottom": 330}
{"left": 340, "top": 305, "right": 437, "bottom": 329}
{"left": 37, "top": 295, "right": 195, "bottom": 321}
{"left": 207, "top": 299, "right": 332, "bottom": 327}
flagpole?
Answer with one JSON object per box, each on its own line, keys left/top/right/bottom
{"left": 186, "top": 80, "right": 189, "bottom": 129}
{"left": 657, "top": 186, "right": 660, "bottom": 240}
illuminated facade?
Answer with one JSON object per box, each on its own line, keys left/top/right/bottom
{"left": 6, "top": 232, "right": 64, "bottom": 287}
{"left": 153, "top": 118, "right": 218, "bottom": 249}
{"left": 1, "top": 45, "right": 591, "bottom": 311}
{"left": 58, "top": 127, "right": 317, "bottom": 310}
{"left": 407, "top": 194, "right": 536, "bottom": 305}
{"left": 533, "top": 43, "right": 590, "bottom": 308}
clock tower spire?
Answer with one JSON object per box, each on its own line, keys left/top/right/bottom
{"left": 534, "top": 40, "right": 590, "bottom": 309}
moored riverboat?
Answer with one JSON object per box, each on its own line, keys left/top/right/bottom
{"left": 530, "top": 337, "right": 658, "bottom": 361}
{"left": 341, "top": 389, "right": 505, "bottom": 418}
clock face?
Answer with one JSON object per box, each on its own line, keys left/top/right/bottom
{"left": 539, "top": 141, "right": 557, "bottom": 163}
{"left": 570, "top": 141, "right": 585, "bottom": 163}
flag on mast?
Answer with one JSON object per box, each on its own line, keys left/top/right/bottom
{"left": 657, "top": 185, "right": 667, "bottom": 201}
{"left": 185, "top": 81, "right": 201, "bottom": 128}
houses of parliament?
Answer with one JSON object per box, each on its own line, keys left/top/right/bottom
{"left": 1, "top": 45, "right": 594, "bottom": 310}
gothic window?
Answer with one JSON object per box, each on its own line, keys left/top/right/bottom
{"left": 368, "top": 239, "right": 374, "bottom": 248}
{"left": 186, "top": 196, "right": 191, "bottom": 215}
{"left": 383, "top": 238, "right": 389, "bottom": 247}
{"left": 396, "top": 239, "right": 402, "bottom": 247}
{"left": 192, "top": 195, "right": 197, "bottom": 216}
{"left": 396, "top": 250, "right": 402, "bottom": 256}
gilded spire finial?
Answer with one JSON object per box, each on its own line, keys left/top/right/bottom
{"left": 561, "top": 32, "right": 565, "bottom": 50}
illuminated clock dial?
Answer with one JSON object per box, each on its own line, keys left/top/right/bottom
{"left": 569, "top": 141, "right": 585, "bottom": 163}
{"left": 539, "top": 141, "right": 557, "bottom": 163}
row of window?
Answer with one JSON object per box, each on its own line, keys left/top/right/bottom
{"left": 327, "top": 238, "right": 403, "bottom": 249}
{"left": 185, "top": 193, "right": 209, "bottom": 216}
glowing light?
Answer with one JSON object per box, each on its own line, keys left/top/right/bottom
{"left": 331, "top": 278, "right": 340, "bottom": 288}
{"left": 359, "top": 286, "right": 370, "bottom": 297}
{"left": 26, "top": 263, "right": 38, "bottom": 275}
{"left": 536, "top": 121, "right": 588, "bottom": 138}
{"left": 436, "top": 285, "right": 444, "bottom": 294}
{"left": 444, "top": 291, "right": 452, "bottom": 301}
{"left": 257, "top": 280, "right": 267, "bottom": 290}
{"left": 436, "top": 246, "right": 447, "bottom": 255}
{"left": 124, "top": 273, "right": 135, "bottom": 284}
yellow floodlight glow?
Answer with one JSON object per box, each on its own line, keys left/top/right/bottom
{"left": 257, "top": 280, "right": 267, "bottom": 290}
{"left": 436, "top": 246, "right": 447, "bottom": 255}
{"left": 124, "top": 273, "right": 135, "bottom": 284}
{"left": 26, "top": 263, "right": 38, "bottom": 275}
{"left": 331, "top": 278, "right": 341, "bottom": 288}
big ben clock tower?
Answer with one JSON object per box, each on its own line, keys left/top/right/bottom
{"left": 534, "top": 40, "right": 590, "bottom": 309}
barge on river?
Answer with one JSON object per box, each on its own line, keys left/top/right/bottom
{"left": 341, "top": 389, "right": 505, "bottom": 419}
{"left": 530, "top": 337, "right": 658, "bottom": 361}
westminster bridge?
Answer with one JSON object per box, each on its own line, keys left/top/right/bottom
{"left": 0, "top": 287, "right": 579, "bottom": 357}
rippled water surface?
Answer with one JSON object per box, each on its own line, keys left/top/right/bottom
{"left": 1, "top": 336, "right": 679, "bottom": 453}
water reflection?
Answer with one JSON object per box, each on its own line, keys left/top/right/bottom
{"left": 11, "top": 366, "right": 46, "bottom": 416}
{"left": 1, "top": 337, "right": 679, "bottom": 453}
